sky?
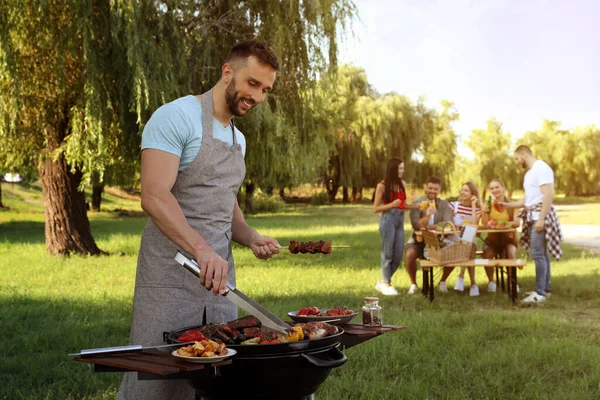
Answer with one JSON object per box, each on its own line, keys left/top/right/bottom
{"left": 338, "top": 0, "right": 600, "bottom": 149}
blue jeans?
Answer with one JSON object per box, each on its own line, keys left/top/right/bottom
{"left": 379, "top": 208, "right": 405, "bottom": 284}
{"left": 529, "top": 223, "right": 551, "bottom": 295}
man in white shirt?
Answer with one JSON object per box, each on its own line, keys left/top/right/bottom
{"left": 502, "top": 145, "right": 562, "bottom": 303}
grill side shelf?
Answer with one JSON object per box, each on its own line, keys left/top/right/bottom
{"left": 75, "top": 349, "right": 231, "bottom": 375}
{"left": 337, "top": 323, "right": 406, "bottom": 350}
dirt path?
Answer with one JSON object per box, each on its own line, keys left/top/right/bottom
{"left": 560, "top": 224, "right": 600, "bottom": 254}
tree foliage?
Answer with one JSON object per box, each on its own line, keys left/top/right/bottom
{"left": 0, "top": 0, "right": 357, "bottom": 251}
{"left": 411, "top": 100, "right": 459, "bottom": 188}
{"left": 521, "top": 121, "right": 600, "bottom": 196}
{"left": 465, "top": 118, "right": 520, "bottom": 196}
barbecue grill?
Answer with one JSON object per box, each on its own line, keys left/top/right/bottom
{"left": 164, "top": 324, "right": 348, "bottom": 400}
{"left": 73, "top": 323, "right": 404, "bottom": 399}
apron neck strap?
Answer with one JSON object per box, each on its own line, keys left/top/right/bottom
{"left": 201, "top": 89, "right": 237, "bottom": 144}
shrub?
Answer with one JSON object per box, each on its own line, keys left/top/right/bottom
{"left": 310, "top": 192, "right": 329, "bottom": 206}
{"left": 251, "top": 192, "right": 285, "bottom": 213}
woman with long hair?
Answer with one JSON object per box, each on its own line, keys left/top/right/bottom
{"left": 373, "top": 158, "right": 419, "bottom": 295}
{"left": 481, "top": 178, "right": 521, "bottom": 292}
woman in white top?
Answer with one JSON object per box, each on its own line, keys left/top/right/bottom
{"left": 438, "top": 182, "right": 481, "bottom": 296}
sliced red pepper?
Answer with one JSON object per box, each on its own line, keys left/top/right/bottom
{"left": 178, "top": 329, "right": 206, "bottom": 342}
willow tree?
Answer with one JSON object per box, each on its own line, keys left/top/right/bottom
{"left": 411, "top": 100, "right": 459, "bottom": 188}
{"left": 0, "top": 0, "right": 186, "bottom": 254}
{"left": 307, "top": 65, "right": 372, "bottom": 202}
{"left": 465, "top": 118, "right": 520, "bottom": 196}
{"left": 173, "top": 0, "right": 356, "bottom": 205}
{"left": 522, "top": 121, "right": 600, "bottom": 196}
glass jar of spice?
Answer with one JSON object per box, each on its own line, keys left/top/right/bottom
{"left": 362, "top": 297, "right": 382, "bottom": 326}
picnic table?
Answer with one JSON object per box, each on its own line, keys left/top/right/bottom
{"left": 418, "top": 226, "right": 525, "bottom": 303}
{"left": 419, "top": 258, "right": 525, "bottom": 303}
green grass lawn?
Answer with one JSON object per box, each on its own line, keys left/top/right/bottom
{"left": 1, "top": 184, "right": 600, "bottom": 399}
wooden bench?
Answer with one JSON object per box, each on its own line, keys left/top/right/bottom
{"left": 418, "top": 258, "right": 526, "bottom": 303}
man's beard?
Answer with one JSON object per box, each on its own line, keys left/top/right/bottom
{"left": 225, "top": 77, "right": 255, "bottom": 117}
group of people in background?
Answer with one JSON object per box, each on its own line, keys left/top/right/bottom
{"left": 373, "top": 145, "right": 563, "bottom": 303}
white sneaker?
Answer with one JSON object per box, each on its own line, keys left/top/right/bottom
{"left": 382, "top": 285, "right": 399, "bottom": 296}
{"left": 516, "top": 285, "right": 520, "bottom": 293}
{"left": 454, "top": 277, "right": 465, "bottom": 292}
{"left": 522, "top": 292, "right": 546, "bottom": 303}
{"left": 469, "top": 285, "right": 480, "bottom": 297}
{"left": 438, "top": 282, "right": 448, "bottom": 293}
{"left": 374, "top": 282, "right": 384, "bottom": 292}
{"left": 407, "top": 284, "right": 419, "bottom": 295}
{"left": 487, "top": 281, "right": 497, "bottom": 293}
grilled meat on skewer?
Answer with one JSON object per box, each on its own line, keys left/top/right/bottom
{"left": 287, "top": 240, "right": 332, "bottom": 254}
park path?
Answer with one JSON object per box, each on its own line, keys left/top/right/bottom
{"left": 560, "top": 224, "right": 600, "bottom": 254}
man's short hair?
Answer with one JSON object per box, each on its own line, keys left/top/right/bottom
{"left": 425, "top": 175, "right": 442, "bottom": 186}
{"left": 224, "top": 39, "right": 280, "bottom": 71}
{"left": 515, "top": 145, "right": 533, "bottom": 155}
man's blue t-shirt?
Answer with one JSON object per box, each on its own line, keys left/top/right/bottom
{"left": 141, "top": 95, "right": 246, "bottom": 171}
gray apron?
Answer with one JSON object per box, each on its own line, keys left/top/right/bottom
{"left": 118, "top": 90, "right": 246, "bottom": 400}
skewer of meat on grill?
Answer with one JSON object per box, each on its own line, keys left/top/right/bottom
{"left": 288, "top": 240, "right": 332, "bottom": 254}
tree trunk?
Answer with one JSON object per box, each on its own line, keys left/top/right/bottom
{"left": 39, "top": 153, "right": 103, "bottom": 256}
{"left": 245, "top": 182, "right": 255, "bottom": 215}
{"left": 326, "top": 153, "right": 341, "bottom": 203}
{"left": 328, "top": 184, "right": 339, "bottom": 203}
{"left": 91, "top": 181, "right": 105, "bottom": 211}
{"left": 342, "top": 186, "right": 349, "bottom": 203}
{"left": 0, "top": 180, "right": 4, "bottom": 208}
{"left": 351, "top": 186, "right": 362, "bottom": 202}
{"left": 279, "top": 186, "right": 286, "bottom": 201}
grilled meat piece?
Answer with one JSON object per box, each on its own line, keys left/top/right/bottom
{"left": 197, "top": 323, "right": 226, "bottom": 339}
{"left": 288, "top": 240, "right": 333, "bottom": 254}
{"left": 311, "top": 321, "right": 339, "bottom": 336}
{"left": 242, "top": 327, "right": 262, "bottom": 337}
{"left": 242, "top": 327, "right": 281, "bottom": 342}
{"left": 226, "top": 315, "right": 261, "bottom": 330}
{"left": 296, "top": 321, "right": 339, "bottom": 340}
{"left": 223, "top": 326, "right": 241, "bottom": 341}
{"left": 215, "top": 329, "right": 233, "bottom": 344}
{"left": 289, "top": 240, "right": 300, "bottom": 254}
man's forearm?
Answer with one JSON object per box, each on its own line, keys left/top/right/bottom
{"left": 231, "top": 201, "right": 258, "bottom": 247}
{"left": 505, "top": 198, "right": 525, "bottom": 209}
{"left": 417, "top": 214, "right": 431, "bottom": 229}
{"left": 539, "top": 191, "right": 553, "bottom": 220}
{"left": 142, "top": 191, "right": 210, "bottom": 255}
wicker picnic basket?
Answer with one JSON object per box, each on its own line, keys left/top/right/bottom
{"left": 421, "top": 221, "right": 476, "bottom": 264}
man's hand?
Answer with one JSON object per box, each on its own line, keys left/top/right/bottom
{"left": 534, "top": 219, "right": 545, "bottom": 232}
{"left": 194, "top": 248, "right": 229, "bottom": 295}
{"left": 250, "top": 234, "right": 280, "bottom": 259}
{"left": 426, "top": 206, "right": 436, "bottom": 217}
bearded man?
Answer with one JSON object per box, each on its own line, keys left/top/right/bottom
{"left": 118, "top": 40, "right": 281, "bottom": 400}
